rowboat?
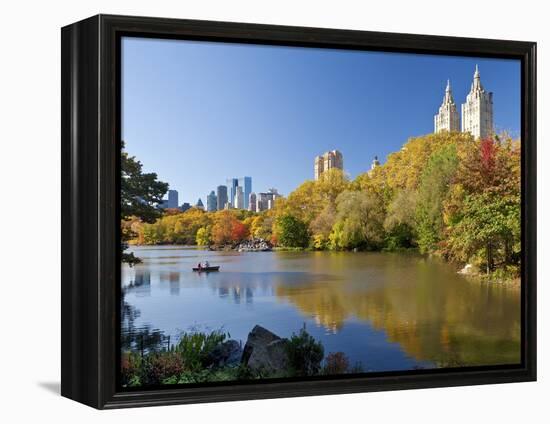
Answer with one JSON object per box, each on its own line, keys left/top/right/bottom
{"left": 192, "top": 266, "right": 220, "bottom": 272}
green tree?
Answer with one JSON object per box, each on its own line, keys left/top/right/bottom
{"left": 276, "top": 215, "right": 309, "bottom": 248}
{"left": 330, "top": 190, "right": 385, "bottom": 250}
{"left": 445, "top": 137, "right": 521, "bottom": 272}
{"left": 286, "top": 328, "right": 324, "bottom": 376}
{"left": 121, "top": 141, "right": 168, "bottom": 263}
{"left": 446, "top": 193, "right": 519, "bottom": 273}
{"left": 415, "top": 144, "right": 458, "bottom": 254}
{"left": 384, "top": 189, "right": 417, "bottom": 250}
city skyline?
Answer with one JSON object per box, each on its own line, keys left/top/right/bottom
{"left": 122, "top": 37, "right": 520, "bottom": 204}
{"left": 161, "top": 177, "right": 281, "bottom": 212}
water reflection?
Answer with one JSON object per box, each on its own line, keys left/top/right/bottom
{"left": 121, "top": 291, "right": 168, "bottom": 352}
{"left": 275, "top": 255, "right": 520, "bottom": 366}
{"left": 121, "top": 247, "right": 520, "bottom": 370}
{"left": 159, "top": 271, "right": 180, "bottom": 295}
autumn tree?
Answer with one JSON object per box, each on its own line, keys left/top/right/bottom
{"left": 231, "top": 220, "right": 249, "bottom": 242}
{"left": 196, "top": 226, "right": 212, "bottom": 246}
{"left": 249, "top": 212, "right": 275, "bottom": 241}
{"left": 384, "top": 189, "right": 417, "bottom": 250}
{"left": 278, "top": 168, "right": 349, "bottom": 225}
{"left": 309, "top": 204, "right": 336, "bottom": 249}
{"left": 209, "top": 210, "right": 249, "bottom": 246}
{"left": 445, "top": 137, "right": 520, "bottom": 273}
{"left": 380, "top": 131, "right": 473, "bottom": 190}
{"left": 330, "top": 190, "right": 385, "bottom": 250}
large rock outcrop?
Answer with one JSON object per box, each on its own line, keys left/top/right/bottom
{"left": 241, "top": 325, "right": 289, "bottom": 374}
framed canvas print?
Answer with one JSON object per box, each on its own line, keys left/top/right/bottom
{"left": 61, "top": 14, "right": 536, "bottom": 409}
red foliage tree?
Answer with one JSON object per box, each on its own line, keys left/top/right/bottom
{"left": 456, "top": 136, "right": 518, "bottom": 196}
{"left": 231, "top": 220, "right": 249, "bottom": 242}
{"left": 479, "top": 137, "right": 496, "bottom": 178}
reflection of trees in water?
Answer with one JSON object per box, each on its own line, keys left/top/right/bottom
{"left": 275, "top": 261, "right": 521, "bottom": 367}
{"left": 121, "top": 288, "right": 167, "bottom": 353}
{"left": 123, "top": 269, "right": 152, "bottom": 297}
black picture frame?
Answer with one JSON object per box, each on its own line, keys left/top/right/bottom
{"left": 61, "top": 14, "right": 537, "bottom": 409}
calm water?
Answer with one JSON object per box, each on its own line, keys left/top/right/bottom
{"left": 121, "top": 246, "right": 520, "bottom": 372}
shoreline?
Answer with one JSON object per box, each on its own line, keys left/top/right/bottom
{"left": 126, "top": 244, "right": 519, "bottom": 286}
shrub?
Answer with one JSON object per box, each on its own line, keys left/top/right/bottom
{"left": 143, "top": 353, "right": 185, "bottom": 386}
{"left": 323, "top": 352, "right": 350, "bottom": 375}
{"left": 121, "top": 352, "right": 143, "bottom": 387}
{"left": 175, "top": 330, "right": 227, "bottom": 371}
{"left": 286, "top": 328, "right": 324, "bottom": 376}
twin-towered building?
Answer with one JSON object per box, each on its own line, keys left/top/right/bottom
{"left": 434, "top": 65, "right": 494, "bottom": 139}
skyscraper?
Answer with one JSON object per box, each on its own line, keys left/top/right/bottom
{"left": 206, "top": 190, "right": 217, "bottom": 212}
{"left": 256, "top": 188, "right": 280, "bottom": 211}
{"left": 234, "top": 186, "right": 244, "bottom": 209}
{"left": 216, "top": 185, "right": 228, "bottom": 210}
{"left": 238, "top": 177, "right": 252, "bottom": 209}
{"left": 434, "top": 80, "right": 460, "bottom": 133}
{"left": 314, "top": 150, "right": 343, "bottom": 180}
{"left": 248, "top": 192, "right": 257, "bottom": 212}
{"left": 196, "top": 198, "right": 204, "bottom": 210}
{"left": 462, "top": 65, "right": 494, "bottom": 139}
{"left": 226, "top": 178, "right": 238, "bottom": 205}
{"left": 168, "top": 190, "right": 179, "bottom": 208}
{"left": 160, "top": 189, "right": 179, "bottom": 209}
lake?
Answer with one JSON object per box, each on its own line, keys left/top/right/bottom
{"left": 121, "top": 246, "right": 520, "bottom": 372}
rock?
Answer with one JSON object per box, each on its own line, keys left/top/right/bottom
{"left": 241, "top": 325, "right": 290, "bottom": 374}
{"left": 236, "top": 238, "right": 273, "bottom": 252}
{"left": 458, "top": 263, "right": 475, "bottom": 275}
{"left": 205, "top": 339, "right": 242, "bottom": 368}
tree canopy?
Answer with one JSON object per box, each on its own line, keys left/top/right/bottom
{"left": 124, "top": 132, "right": 521, "bottom": 277}
{"left": 121, "top": 141, "right": 168, "bottom": 264}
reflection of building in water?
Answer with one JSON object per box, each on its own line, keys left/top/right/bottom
{"left": 218, "top": 287, "right": 229, "bottom": 298}
{"left": 168, "top": 272, "right": 180, "bottom": 295}
{"left": 215, "top": 285, "right": 254, "bottom": 305}
{"left": 158, "top": 271, "right": 183, "bottom": 295}
{"left": 233, "top": 286, "right": 241, "bottom": 304}
{"left": 313, "top": 315, "right": 339, "bottom": 334}
{"left": 129, "top": 270, "right": 152, "bottom": 296}
{"left": 134, "top": 270, "right": 150, "bottom": 286}
{"left": 245, "top": 287, "right": 253, "bottom": 305}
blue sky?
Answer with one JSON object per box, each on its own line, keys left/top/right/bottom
{"left": 122, "top": 37, "right": 520, "bottom": 206}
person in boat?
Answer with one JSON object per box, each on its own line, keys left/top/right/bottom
{"left": 197, "top": 262, "right": 202, "bottom": 270}
{"left": 204, "top": 260, "right": 210, "bottom": 268}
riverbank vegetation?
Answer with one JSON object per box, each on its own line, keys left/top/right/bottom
{"left": 124, "top": 132, "right": 520, "bottom": 279}
{"left": 121, "top": 326, "right": 361, "bottom": 387}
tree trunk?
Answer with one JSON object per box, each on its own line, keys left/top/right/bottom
{"left": 486, "top": 242, "right": 494, "bottom": 275}
{"left": 504, "top": 237, "right": 512, "bottom": 264}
